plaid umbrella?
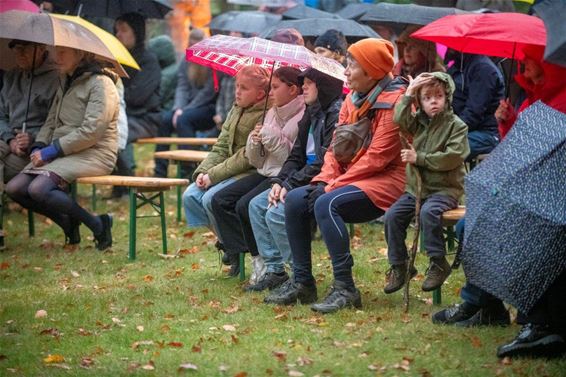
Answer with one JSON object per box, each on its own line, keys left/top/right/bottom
{"left": 186, "top": 34, "right": 346, "bottom": 83}
{"left": 462, "top": 101, "right": 566, "bottom": 314}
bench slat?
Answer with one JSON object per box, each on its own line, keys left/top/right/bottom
{"left": 154, "top": 150, "right": 209, "bottom": 162}
{"left": 136, "top": 137, "right": 217, "bottom": 146}
{"left": 76, "top": 176, "right": 189, "bottom": 188}
{"left": 442, "top": 206, "right": 466, "bottom": 222}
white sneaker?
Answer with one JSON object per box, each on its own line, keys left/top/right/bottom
{"left": 249, "top": 255, "right": 266, "bottom": 285}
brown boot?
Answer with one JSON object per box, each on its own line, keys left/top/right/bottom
{"left": 422, "top": 256, "right": 451, "bottom": 292}
{"left": 384, "top": 263, "right": 417, "bottom": 294}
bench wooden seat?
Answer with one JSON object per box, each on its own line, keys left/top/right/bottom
{"left": 136, "top": 137, "right": 217, "bottom": 146}
{"left": 154, "top": 150, "right": 209, "bottom": 162}
{"left": 74, "top": 176, "right": 189, "bottom": 260}
{"left": 442, "top": 206, "right": 466, "bottom": 225}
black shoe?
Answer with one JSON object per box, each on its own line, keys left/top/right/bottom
{"left": 384, "top": 263, "right": 418, "bottom": 294}
{"left": 422, "top": 256, "right": 451, "bottom": 292}
{"left": 245, "top": 272, "right": 289, "bottom": 292}
{"left": 497, "top": 324, "right": 566, "bottom": 359}
{"left": 432, "top": 302, "right": 479, "bottom": 325}
{"left": 263, "top": 280, "right": 317, "bottom": 305}
{"left": 65, "top": 220, "right": 81, "bottom": 245}
{"left": 455, "top": 301, "right": 510, "bottom": 327}
{"left": 94, "top": 214, "right": 113, "bottom": 251}
{"left": 226, "top": 253, "right": 240, "bottom": 277}
{"left": 311, "top": 281, "right": 362, "bottom": 314}
{"left": 214, "top": 241, "right": 230, "bottom": 266}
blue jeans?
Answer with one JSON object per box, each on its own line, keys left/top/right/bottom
{"left": 182, "top": 178, "right": 235, "bottom": 239}
{"left": 467, "top": 130, "right": 499, "bottom": 161}
{"left": 286, "top": 185, "right": 384, "bottom": 286}
{"left": 249, "top": 189, "right": 292, "bottom": 273}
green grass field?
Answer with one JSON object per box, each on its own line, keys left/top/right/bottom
{"left": 1, "top": 145, "right": 565, "bottom": 376}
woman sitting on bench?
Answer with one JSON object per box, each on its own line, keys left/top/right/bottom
{"left": 6, "top": 46, "right": 118, "bottom": 250}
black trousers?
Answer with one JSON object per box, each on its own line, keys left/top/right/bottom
{"left": 210, "top": 173, "right": 271, "bottom": 256}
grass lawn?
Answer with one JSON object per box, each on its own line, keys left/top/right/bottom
{"left": 1, "top": 145, "right": 565, "bottom": 376}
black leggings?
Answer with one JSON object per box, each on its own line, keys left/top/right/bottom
{"left": 6, "top": 173, "right": 102, "bottom": 237}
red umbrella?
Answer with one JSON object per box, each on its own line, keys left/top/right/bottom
{"left": 0, "top": 0, "right": 39, "bottom": 13}
{"left": 411, "top": 13, "right": 546, "bottom": 61}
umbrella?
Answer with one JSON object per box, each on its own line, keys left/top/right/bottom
{"left": 186, "top": 34, "right": 346, "bottom": 83}
{"left": 462, "top": 101, "right": 566, "bottom": 314}
{"left": 411, "top": 13, "right": 546, "bottom": 61}
{"left": 0, "top": 10, "right": 126, "bottom": 76}
{"left": 51, "top": 14, "right": 140, "bottom": 70}
{"left": 48, "top": 0, "right": 172, "bottom": 19}
{"left": 261, "top": 18, "right": 379, "bottom": 41}
{"left": 533, "top": 0, "right": 566, "bottom": 68}
{"left": 0, "top": 0, "right": 39, "bottom": 13}
{"left": 209, "top": 11, "right": 282, "bottom": 35}
{"left": 336, "top": 3, "right": 375, "bottom": 21}
{"left": 360, "top": 3, "right": 466, "bottom": 28}
{"left": 282, "top": 4, "right": 341, "bottom": 20}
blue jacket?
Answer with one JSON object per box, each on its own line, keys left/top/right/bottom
{"left": 448, "top": 54, "right": 504, "bottom": 136}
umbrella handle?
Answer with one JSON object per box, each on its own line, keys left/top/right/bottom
{"left": 505, "top": 43, "right": 516, "bottom": 99}
{"left": 260, "top": 62, "right": 275, "bottom": 126}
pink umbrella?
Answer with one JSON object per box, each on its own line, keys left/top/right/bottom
{"left": 186, "top": 34, "right": 346, "bottom": 84}
{"left": 0, "top": 0, "right": 39, "bottom": 13}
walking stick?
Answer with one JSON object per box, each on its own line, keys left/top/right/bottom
{"left": 400, "top": 134, "right": 423, "bottom": 313}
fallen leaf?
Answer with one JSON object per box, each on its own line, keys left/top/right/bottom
{"left": 222, "top": 304, "right": 239, "bottom": 314}
{"left": 0, "top": 262, "right": 10, "bottom": 270}
{"left": 191, "top": 263, "right": 200, "bottom": 270}
{"left": 39, "top": 328, "right": 60, "bottom": 338}
{"left": 80, "top": 357, "right": 94, "bottom": 368}
{"left": 35, "top": 310, "right": 47, "bottom": 318}
{"left": 131, "top": 340, "right": 154, "bottom": 350}
{"left": 136, "top": 325, "right": 144, "bottom": 332}
{"left": 168, "top": 342, "right": 183, "bottom": 348}
{"left": 43, "top": 354, "right": 65, "bottom": 364}
{"left": 231, "top": 335, "right": 239, "bottom": 344}
{"left": 183, "top": 231, "right": 195, "bottom": 239}
{"left": 143, "top": 275, "right": 154, "bottom": 282}
{"left": 178, "top": 363, "right": 198, "bottom": 371}
{"left": 368, "top": 364, "right": 380, "bottom": 371}
{"left": 0, "top": 354, "right": 7, "bottom": 361}
{"left": 142, "top": 361, "right": 155, "bottom": 370}
{"left": 288, "top": 371, "right": 304, "bottom": 377}
{"left": 222, "top": 324, "right": 236, "bottom": 332}
{"left": 296, "top": 356, "right": 313, "bottom": 366}
{"left": 161, "top": 324, "right": 171, "bottom": 333}
{"left": 272, "top": 350, "right": 287, "bottom": 362}
{"left": 71, "top": 270, "right": 80, "bottom": 278}
{"left": 470, "top": 336, "right": 482, "bottom": 348}
{"left": 178, "top": 247, "right": 199, "bottom": 255}
{"left": 501, "top": 357, "right": 512, "bottom": 366}
{"left": 77, "top": 328, "right": 92, "bottom": 336}
{"left": 111, "top": 317, "right": 122, "bottom": 324}
{"left": 233, "top": 372, "right": 248, "bottom": 377}
{"left": 191, "top": 345, "right": 202, "bottom": 353}
{"left": 218, "top": 364, "right": 228, "bottom": 372}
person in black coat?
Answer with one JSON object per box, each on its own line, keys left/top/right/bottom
{"left": 446, "top": 51, "right": 505, "bottom": 160}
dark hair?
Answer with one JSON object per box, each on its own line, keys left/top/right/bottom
{"left": 273, "top": 66, "right": 302, "bottom": 88}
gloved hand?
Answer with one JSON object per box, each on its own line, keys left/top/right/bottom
{"left": 39, "top": 144, "right": 59, "bottom": 162}
{"left": 307, "top": 183, "right": 326, "bottom": 213}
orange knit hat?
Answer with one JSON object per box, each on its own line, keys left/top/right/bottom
{"left": 348, "top": 38, "right": 395, "bottom": 80}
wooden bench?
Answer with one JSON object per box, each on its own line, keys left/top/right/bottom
{"left": 136, "top": 137, "right": 217, "bottom": 146}
{"left": 154, "top": 150, "right": 209, "bottom": 223}
{"left": 74, "top": 176, "right": 189, "bottom": 260}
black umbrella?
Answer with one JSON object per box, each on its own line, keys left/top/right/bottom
{"left": 533, "top": 0, "right": 566, "bottom": 68}
{"left": 336, "top": 3, "right": 375, "bottom": 20}
{"left": 282, "top": 4, "right": 341, "bottom": 20}
{"left": 209, "top": 11, "right": 281, "bottom": 35}
{"left": 48, "top": 0, "right": 172, "bottom": 19}
{"left": 261, "top": 18, "right": 379, "bottom": 41}
{"left": 360, "top": 2, "right": 466, "bottom": 29}
{"left": 462, "top": 101, "right": 566, "bottom": 314}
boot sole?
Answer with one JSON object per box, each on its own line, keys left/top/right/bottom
{"left": 497, "top": 336, "right": 566, "bottom": 359}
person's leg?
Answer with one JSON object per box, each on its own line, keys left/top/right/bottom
{"left": 127, "top": 113, "right": 160, "bottom": 142}
{"left": 154, "top": 110, "right": 175, "bottom": 178}
{"left": 266, "top": 202, "right": 293, "bottom": 268}
{"left": 200, "top": 177, "right": 237, "bottom": 239}
{"left": 183, "top": 182, "right": 211, "bottom": 228}
{"left": 467, "top": 130, "right": 499, "bottom": 161}
{"left": 235, "top": 179, "right": 271, "bottom": 257}
{"left": 384, "top": 193, "right": 416, "bottom": 265}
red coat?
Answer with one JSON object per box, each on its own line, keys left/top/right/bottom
{"left": 312, "top": 82, "right": 407, "bottom": 211}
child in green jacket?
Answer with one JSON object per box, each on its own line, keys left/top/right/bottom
{"left": 384, "top": 72, "right": 470, "bottom": 295}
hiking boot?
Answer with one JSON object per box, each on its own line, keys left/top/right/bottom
{"left": 65, "top": 219, "right": 81, "bottom": 245}
{"left": 245, "top": 272, "right": 289, "bottom": 292}
{"left": 422, "top": 256, "right": 451, "bottom": 292}
{"left": 249, "top": 255, "right": 266, "bottom": 285}
{"left": 94, "top": 214, "right": 112, "bottom": 251}
{"left": 311, "top": 281, "right": 362, "bottom": 314}
{"left": 384, "top": 263, "right": 418, "bottom": 294}
{"left": 432, "top": 302, "right": 479, "bottom": 325}
{"left": 226, "top": 253, "right": 240, "bottom": 277}
{"left": 263, "top": 280, "right": 317, "bottom": 305}
{"left": 497, "top": 323, "right": 566, "bottom": 359}
{"left": 455, "top": 301, "right": 510, "bottom": 327}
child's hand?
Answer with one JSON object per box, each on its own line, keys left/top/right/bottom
{"left": 195, "top": 173, "right": 205, "bottom": 189}
{"left": 201, "top": 174, "right": 212, "bottom": 189}
{"left": 401, "top": 144, "right": 417, "bottom": 164}
{"left": 268, "top": 183, "right": 281, "bottom": 208}
{"left": 406, "top": 73, "right": 434, "bottom": 97}
{"left": 251, "top": 123, "right": 262, "bottom": 144}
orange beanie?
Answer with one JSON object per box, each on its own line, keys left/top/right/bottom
{"left": 348, "top": 38, "right": 395, "bottom": 80}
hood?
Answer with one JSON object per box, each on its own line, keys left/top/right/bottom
{"left": 298, "top": 67, "right": 343, "bottom": 111}
{"left": 115, "top": 12, "right": 146, "bottom": 50}
{"left": 397, "top": 25, "right": 444, "bottom": 75}
{"left": 514, "top": 59, "right": 566, "bottom": 113}
{"left": 148, "top": 35, "right": 176, "bottom": 68}
{"left": 426, "top": 71, "right": 455, "bottom": 104}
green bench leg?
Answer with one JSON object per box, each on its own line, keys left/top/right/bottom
{"left": 349, "top": 223, "right": 354, "bottom": 239}
{"left": 128, "top": 188, "right": 137, "bottom": 261}
{"left": 239, "top": 253, "right": 245, "bottom": 281}
{"left": 433, "top": 288, "right": 442, "bottom": 305}
{"left": 159, "top": 191, "right": 168, "bottom": 254}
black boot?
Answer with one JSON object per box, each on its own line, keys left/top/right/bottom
{"left": 311, "top": 281, "right": 362, "bottom": 314}
{"left": 94, "top": 214, "right": 112, "bottom": 251}
{"left": 65, "top": 219, "right": 81, "bottom": 245}
{"left": 215, "top": 241, "right": 230, "bottom": 266}
{"left": 264, "top": 280, "right": 317, "bottom": 305}
{"left": 226, "top": 252, "right": 240, "bottom": 277}
{"left": 497, "top": 323, "right": 566, "bottom": 358}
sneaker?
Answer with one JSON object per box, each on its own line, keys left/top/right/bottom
{"left": 263, "top": 280, "right": 317, "bottom": 305}
{"left": 94, "top": 214, "right": 112, "bottom": 251}
{"left": 311, "top": 281, "right": 362, "bottom": 314}
{"left": 226, "top": 253, "right": 240, "bottom": 277}
{"left": 384, "top": 264, "right": 418, "bottom": 294}
{"left": 455, "top": 301, "right": 510, "bottom": 327}
{"left": 249, "top": 255, "right": 267, "bottom": 285}
{"left": 497, "top": 323, "right": 566, "bottom": 359}
{"left": 245, "top": 272, "right": 289, "bottom": 292}
{"left": 432, "top": 303, "right": 479, "bottom": 325}
{"left": 422, "top": 256, "right": 451, "bottom": 292}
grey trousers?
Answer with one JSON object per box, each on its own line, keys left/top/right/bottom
{"left": 0, "top": 140, "right": 30, "bottom": 196}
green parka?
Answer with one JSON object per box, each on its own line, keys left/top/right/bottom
{"left": 393, "top": 71, "right": 470, "bottom": 200}
{"left": 193, "top": 101, "right": 265, "bottom": 184}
